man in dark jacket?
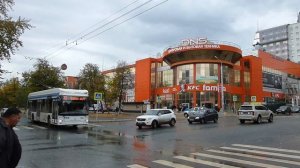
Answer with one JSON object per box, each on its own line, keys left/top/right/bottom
{"left": 0, "top": 107, "right": 22, "bottom": 168}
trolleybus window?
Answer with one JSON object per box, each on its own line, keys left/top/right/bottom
{"left": 58, "top": 96, "right": 88, "bottom": 115}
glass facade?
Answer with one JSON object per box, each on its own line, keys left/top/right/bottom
{"left": 177, "top": 64, "right": 194, "bottom": 84}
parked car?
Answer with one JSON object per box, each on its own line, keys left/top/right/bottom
{"left": 187, "top": 107, "right": 218, "bottom": 124}
{"left": 291, "top": 106, "right": 300, "bottom": 113}
{"left": 238, "top": 104, "right": 273, "bottom": 124}
{"left": 276, "top": 105, "right": 292, "bottom": 115}
{"left": 1, "top": 108, "right": 8, "bottom": 117}
{"left": 136, "top": 109, "right": 176, "bottom": 129}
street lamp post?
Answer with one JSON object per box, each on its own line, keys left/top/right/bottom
{"left": 214, "top": 56, "right": 224, "bottom": 113}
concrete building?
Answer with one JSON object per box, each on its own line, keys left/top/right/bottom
{"left": 255, "top": 12, "right": 300, "bottom": 63}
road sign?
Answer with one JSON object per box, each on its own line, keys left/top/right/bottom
{"left": 94, "top": 92, "right": 103, "bottom": 101}
{"left": 251, "top": 96, "right": 256, "bottom": 102}
{"left": 233, "top": 95, "right": 237, "bottom": 102}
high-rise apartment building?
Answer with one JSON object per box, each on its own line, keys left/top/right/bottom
{"left": 254, "top": 12, "right": 300, "bottom": 63}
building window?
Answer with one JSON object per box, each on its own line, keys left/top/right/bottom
{"left": 234, "top": 70, "right": 240, "bottom": 86}
{"left": 177, "top": 64, "right": 194, "bottom": 84}
{"left": 244, "top": 71, "right": 250, "bottom": 89}
{"left": 162, "top": 69, "right": 173, "bottom": 87}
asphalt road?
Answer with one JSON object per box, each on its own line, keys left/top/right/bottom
{"left": 15, "top": 113, "right": 300, "bottom": 168}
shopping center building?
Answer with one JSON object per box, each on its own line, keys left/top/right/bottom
{"left": 99, "top": 38, "right": 300, "bottom": 112}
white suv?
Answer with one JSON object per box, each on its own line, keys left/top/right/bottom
{"left": 238, "top": 105, "right": 273, "bottom": 124}
{"left": 136, "top": 109, "right": 176, "bottom": 129}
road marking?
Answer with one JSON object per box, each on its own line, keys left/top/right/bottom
{"left": 174, "top": 156, "right": 239, "bottom": 168}
{"left": 208, "top": 149, "right": 300, "bottom": 166}
{"left": 31, "top": 125, "right": 47, "bottom": 129}
{"left": 127, "top": 164, "right": 148, "bottom": 168}
{"left": 13, "top": 127, "right": 20, "bottom": 131}
{"left": 87, "top": 123, "right": 103, "bottom": 127}
{"left": 191, "top": 152, "right": 287, "bottom": 168}
{"left": 21, "top": 126, "right": 34, "bottom": 129}
{"left": 221, "top": 147, "right": 300, "bottom": 160}
{"left": 232, "top": 144, "right": 300, "bottom": 154}
{"left": 153, "top": 160, "right": 193, "bottom": 168}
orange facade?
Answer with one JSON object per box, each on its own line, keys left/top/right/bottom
{"left": 134, "top": 46, "right": 300, "bottom": 110}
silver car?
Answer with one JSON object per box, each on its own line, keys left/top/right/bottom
{"left": 238, "top": 105, "right": 273, "bottom": 124}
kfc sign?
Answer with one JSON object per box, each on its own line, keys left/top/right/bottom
{"left": 163, "top": 88, "right": 170, "bottom": 94}
{"left": 186, "top": 85, "right": 200, "bottom": 91}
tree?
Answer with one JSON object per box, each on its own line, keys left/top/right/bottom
{"left": 0, "top": 0, "right": 31, "bottom": 77}
{"left": 22, "top": 58, "right": 65, "bottom": 92}
{"left": 108, "top": 61, "right": 132, "bottom": 113}
{"left": 78, "top": 63, "right": 106, "bottom": 104}
{"left": 0, "top": 77, "right": 21, "bottom": 107}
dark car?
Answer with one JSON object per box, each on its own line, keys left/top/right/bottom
{"left": 276, "top": 105, "right": 291, "bottom": 115}
{"left": 187, "top": 107, "right": 218, "bottom": 124}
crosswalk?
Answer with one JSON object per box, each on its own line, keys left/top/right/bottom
{"left": 127, "top": 144, "right": 300, "bottom": 168}
{"left": 13, "top": 125, "right": 48, "bottom": 131}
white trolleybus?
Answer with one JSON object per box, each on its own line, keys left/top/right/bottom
{"left": 28, "top": 88, "right": 89, "bottom": 126}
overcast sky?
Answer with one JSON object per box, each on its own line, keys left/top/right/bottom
{"left": 2, "top": 0, "right": 299, "bottom": 80}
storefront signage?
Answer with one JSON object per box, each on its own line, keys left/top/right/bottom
{"left": 163, "top": 88, "right": 170, "bottom": 93}
{"left": 167, "top": 44, "right": 221, "bottom": 54}
{"left": 181, "top": 38, "right": 208, "bottom": 46}
{"left": 203, "top": 84, "right": 226, "bottom": 92}
{"left": 186, "top": 85, "right": 200, "bottom": 91}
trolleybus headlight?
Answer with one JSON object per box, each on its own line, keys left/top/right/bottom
{"left": 58, "top": 119, "right": 63, "bottom": 123}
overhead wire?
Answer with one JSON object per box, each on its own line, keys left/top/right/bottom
{"left": 46, "top": 0, "right": 168, "bottom": 60}
{"left": 41, "top": 0, "right": 144, "bottom": 59}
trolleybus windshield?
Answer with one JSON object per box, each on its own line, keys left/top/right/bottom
{"left": 59, "top": 96, "right": 88, "bottom": 115}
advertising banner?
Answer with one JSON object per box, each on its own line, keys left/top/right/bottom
{"left": 196, "top": 76, "right": 218, "bottom": 84}
{"left": 262, "top": 72, "right": 282, "bottom": 89}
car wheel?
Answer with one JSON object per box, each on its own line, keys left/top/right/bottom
{"left": 240, "top": 119, "right": 245, "bottom": 124}
{"left": 184, "top": 113, "right": 188, "bottom": 118}
{"left": 169, "top": 119, "right": 176, "bottom": 127}
{"left": 151, "top": 120, "right": 158, "bottom": 129}
{"left": 47, "top": 116, "right": 51, "bottom": 127}
{"left": 268, "top": 114, "right": 273, "bottom": 123}
{"left": 213, "top": 117, "right": 218, "bottom": 123}
{"left": 188, "top": 120, "right": 193, "bottom": 124}
{"left": 31, "top": 114, "right": 35, "bottom": 122}
{"left": 256, "top": 115, "right": 262, "bottom": 124}
{"left": 138, "top": 125, "right": 142, "bottom": 129}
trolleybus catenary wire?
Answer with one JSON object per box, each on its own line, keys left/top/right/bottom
{"left": 46, "top": 0, "right": 168, "bottom": 60}
{"left": 44, "top": 0, "right": 155, "bottom": 60}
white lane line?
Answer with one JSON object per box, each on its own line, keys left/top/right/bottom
{"left": 13, "top": 127, "right": 20, "bottom": 131}
{"left": 31, "top": 125, "right": 47, "bottom": 129}
{"left": 127, "top": 164, "right": 148, "bottom": 168}
{"left": 221, "top": 147, "right": 300, "bottom": 160}
{"left": 153, "top": 160, "right": 193, "bottom": 168}
{"left": 174, "top": 156, "right": 240, "bottom": 168}
{"left": 191, "top": 152, "right": 287, "bottom": 168}
{"left": 208, "top": 149, "right": 300, "bottom": 166}
{"left": 21, "top": 126, "right": 34, "bottom": 129}
{"left": 87, "top": 123, "right": 103, "bottom": 127}
{"left": 232, "top": 144, "right": 300, "bottom": 154}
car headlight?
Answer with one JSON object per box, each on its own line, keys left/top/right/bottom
{"left": 146, "top": 118, "right": 152, "bottom": 121}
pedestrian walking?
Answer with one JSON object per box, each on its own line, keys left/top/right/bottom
{"left": 0, "top": 107, "right": 22, "bottom": 168}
